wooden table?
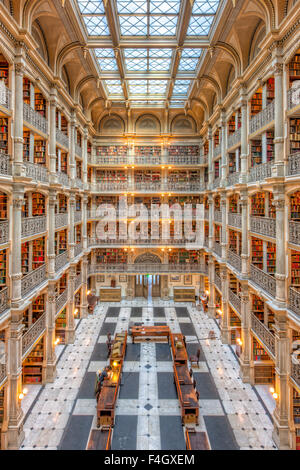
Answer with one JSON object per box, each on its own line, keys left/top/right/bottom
{"left": 109, "top": 332, "right": 127, "bottom": 367}
{"left": 87, "top": 428, "right": 112, "bottom": 450}
{"left": 174, "top": 363, "right": 192, "bottom": 385}
{"left": 131, "top": 325, "right": 170, "bottom": 343}
{"left": 185, "top": 429, "right": 210, "bottom": 450}
{"left": 170, "top": 333, "right": 188, "bottom": 364}
{"left": 99, "top": 287, "right": 121, "bottom": 302}
{"left": 96, "top": 368, "right": 121, "bottom": 428}
{"left": 176, "top": 383, "right": 199, "bottom": 425}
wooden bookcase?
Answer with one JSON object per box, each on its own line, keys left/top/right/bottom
{"left": 76, "top": 160, "right": 82, "bottom": 179}
{"left": 252, "top": 295, "right": 264, "bottom": 322}
{"left": 23, "top": 130, "right": 30, "bottom": 161}
{"left": 74, "top": 291, "right": 81, "bottom": 318}
{"left": 168, "top": 145, "right": 199, "bottom": 156}
{"left": 251, "top": 237, "right": 263, "bottom": 269}
{"left": 0, "top": 387, "right": 4, "bottom": 449}
{"left": 55, "top": 230, "right": 67, "bottom": 254}
{"left": 96, "top": 170, "right": 126, "bottom": 183}
{"left": 228, "top": 115, "right": 235, "bottom": 135}
{"left": 22, "top": 337, "right": 44, "bottom": 384}
{"left": 229, "top": 230, "right": 241, "bottom": 254}
{"left": 58, "top": 194, "right": 67, "bottom": 213}
{"left": 290, "top": 118, "right": 300, "bottom": 154}
{"left": 55, "top": 308, "right": 66, "bottom": 344}
{"left": 214, "top": 130, "right": 219, "bottom": 147}
{"left": 173, "top": 287, "right": 195, "bottom": 302}
{"left": 0, "top": 249, "right": 6, "bottom": 288}
{"left": 291, "top": 250, "right": 300, "bottom": 287}
{"left": 0, "top": 193, "right": 8, "bottom": 219}
{"left": 34, "top": 139, "right": 46, "bottom": 165}
{"left": 0, "top": 56, "right": 9, "bottom": 86}
{"left": 95, "top": 248, "right": 127, "bottom": 264}
{"left": 0, "top": 117, "right": 8, "bottom": 154}
{"left": 169, "top": 249, "right": 199, "bottom": 264}
{"left": 228, "top": 152, "right": 236, "bottom": 173}
{"left": 135, "top": 146, "right": 161, "bottom": 157}
{"left": 229, "top": 194, "right": 239, "bottom": 213}
{"left": 61, "top": 115, "right": 68, "bottom": 135}
{"left": 267, "top": 242, "right": 276, "bottom": 275}
{"left": 32, "top": 238, "right": 45, "bottom": 270}
{"left": 250, "top": 91, "right": 262, "bottom": 116}
{"left": 32, "top": 192, "right": 45, "bottom": 216}
{"left": 266, "top": 130, "right": 274, "bottom": 161}
{"left": 135, "top": 170, "right": 161, "bottom": 184}
{"left": 251, "top": 139, "right": 262, "bottom": 166}
{"left": 290, "top": 191, "right": 300, "bottom": 220}
{"left": 251, "top": 192, "right": 265, "bottom": 216}
{"left": 253, "top": 337, "right": 270, "bottom": 361}
{"left": 266, "top": 78, "right": 275, "bottom": 103}
{"left": 21, "top": 242, "right": 29, "bottom": 274}
{"left": 23, "top": 77, "right": 31, "bottom": 105}
{"left": 214, "top": 160, "right": 220, "bottom": 179}
{"left": 289, "top": 51, "right": 300, "bottom": 85}
{"left": 32, "top": 295, "right": 45, "bottom": 323}
{"left": 34, "top": 92, "right": 46, "bottom": 117}
{"left": 96, "top": 145, "right": 128, "bottom": 156}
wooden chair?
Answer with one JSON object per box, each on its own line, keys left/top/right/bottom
{"left": 189, "top": 348, "right": 201, "bottom": 367}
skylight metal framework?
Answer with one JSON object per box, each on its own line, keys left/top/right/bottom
{"left": 75, "top": 0, "right": 222, "bottom": 107}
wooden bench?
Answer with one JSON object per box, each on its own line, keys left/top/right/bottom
{"left": 185, "top": 429, "right": 210, "bottom": 450}
{"left": 131, "top": 325, "right": 170, "bottom": 343}
{"left": 87, "top": 428, "right": 112, "bottom": 450}
{"left": 170, "top": 333, "right": 188, "bottom": 364}
{"left": 109, "top": 332, "right": 127, "bottom": 367}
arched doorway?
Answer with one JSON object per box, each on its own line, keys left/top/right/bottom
{"left": 134, "top": 253, "right": 162, "bottom": 299}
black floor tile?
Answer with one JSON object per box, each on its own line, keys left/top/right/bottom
{"left": 130, "top": 307, "right": 143, "bottom": 317}
{"left": 100, "top": 322, "right": 116, "bottom": 336}
{"left": 179, "top": 322, "right": 196, "bottom": 337}
{"left": 156, "top": 343, "right": 172, "bottom": 361}
{"left": 77, "top": 372, "right": 97, "bottom": 399}
{"left": 125, "top": 343, "right": 141, "bottom": 361}
{"left": 186, "top": 342, "right": 204, "bottom": 359}
{"left": 193, "top": 372, "right": 219, "bottom": 400}
{"left": 159, "top": 416, "right": 185, "bottom": 450}
{"left": 106, "top": 307, "right": 120, "bottom": 317}
{"left": 90, "top": 343, "right": 108, "bottom": 361}
{"left": 175, "top": 307, "right": 190, "bottom": 318}
{"left": 119, "top": 372, "right": 139, "bottom": 399}
{"left": 153, "top": 307, "right": 165, "bottom": 317}
{"left": 111, "top": 415, "right": 138, "bottom": 450}
{"left": 204, "top": 415, "right": 239, "bottom": 450}
{"left": 157, "top": 372, "right": 177, "bottom": 399}
{"left": 59, "top": 415, "right": 94, "bottom": 450}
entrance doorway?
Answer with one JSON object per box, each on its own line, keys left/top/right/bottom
{"left": 134, "top": 275, "right": 161, "bottom": 299}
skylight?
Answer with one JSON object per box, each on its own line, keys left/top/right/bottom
{"left": 124, "top": 49, "right": 173, "bottom": 72}
{"left": 77, "top": 0, "right": 110, "bottom": 35}
{"left": 128, "top": 79, "right": 168, "bottom": 96}
{"left": 178, "top": 49, "right": 203, "bottom": 71}
{"left": 187, "top": 0, "right": 219, "bottom": 36}
{"left": 104, "top": 80, "right": 124, "bottom": 96}
{"left": 116, "top": 0, "right": 181, "bottom": 36}
{"left": 94, "top": 49, "right": 118, "bottom": 71}
{"left": 172, "top": 80, "right": 191, "bottom": 96}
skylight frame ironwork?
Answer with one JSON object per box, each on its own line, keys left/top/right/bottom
{"left": 187, "top": 0, "right": 220, "bottom": 36}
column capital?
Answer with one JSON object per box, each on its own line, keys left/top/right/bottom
{"left": 14, "top": 63, "right": 25, "bottom": 76}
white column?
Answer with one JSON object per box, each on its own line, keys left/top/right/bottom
{"left": 273, "top": 60, "right": 285, "bottom": 177}
{"left": 239, "top": 282, "right": 251, "bottom": 382}
{"left": 81, "top": 256, "right": 88, "bottom": 318}
{"left": 13, "top": 61, "right": 25, "bottom": 176}
{"left": 240, "top": 190, "right": 249, "bottom": 276}
{"left": 208, "top": 126, "right": 213, "bottom": 188}
{"left": 69, "top": 111, "right": 76, "bottom": 181}
{"left": 44, "top": 283, "right": 57, "bottom": 382}
{"left": 221, "top": 193, "right": 227, "bottom": 261}
{"left": 274, "top": 186, "right": 286, "bottom": 305}
{"left": 240, "top": 86, "right": 249, "bottom": 184}
{"left": 68, "top": 195, "right": 75, "bottom": 261}
{"left": 11, "top": 189, "right": 24, "bottom": 304}
{"left": 65, "top": 267, "right": 76, "bottom": 344}
{"left": 83, "top": 126, "right": 88, "bottom": 187}
{"left": 220, "top": 110, "right": 227, "bottom": 186}
{"left": 207, "top": 255, "right": 215, "bottom": 318}
{"left": 49, "top": 87, "right": 57, "bottom": 178}
{"left": 48, "top": 190, "right": 56, "bottom": 277}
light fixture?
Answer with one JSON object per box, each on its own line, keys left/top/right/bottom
{"left": 269, "top": 387, "right": 275, "bottom": 394}
{"left": 23, "top": 388, "right": 28, "bottom": 395}
{"left": 54, "top": 338, "right": 60, "bottom": 346}
{"left": 74, "top": 309, "right": 78, "bottom": 316}
{"left": 205, "top": 290, "right": 209, "bottom": 296}
{"left": 19, "top": 393, "right": 24, "bottom": 401}
{"left": 236, "top": 338, "right": 243, "bottom": 346}
{"left": 87, "top": 290, "right": 91, "bottom": 295}
{"left": 272, "top": 392, "right": 278, "bottom": 400}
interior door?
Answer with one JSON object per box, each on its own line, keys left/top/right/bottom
{"left": 135, "top": 275, "right": 143, "bottom": 297}
{"left": 152, "top": 275, "right": 161, "bottom": 297}
{"left": 143, "top": 275, "right": 148, "bottom": 298}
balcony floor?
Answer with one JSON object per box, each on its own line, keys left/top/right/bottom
{"left": 20, "top": 301, "right": 276, "bottom": 451}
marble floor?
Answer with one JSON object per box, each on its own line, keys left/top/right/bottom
{"left": 21, "top": 299, "right": 277, "bottom": 450}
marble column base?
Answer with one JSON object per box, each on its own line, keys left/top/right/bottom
{"left": 272, "top": 420, "right": 290, "bottom": 450}
{"left": 207, "top": 306, "right": 215, "bottom": 319}
{"left": 7, "top": 423, "right": 25, "bottom": 450}
{"left": 44, "top": 362, "right": 57, "bottom": 383}
{"left": 240, "top": 360, "right": 251, "bottom": 383}
{"left": 220, "top": 327, "right": 231, "bottom": 344}
{"left": 65, "top": 328, "right": 75, "bottom": 344}
{"left": 80, "top": 305, "right": 88, "bottom": 319}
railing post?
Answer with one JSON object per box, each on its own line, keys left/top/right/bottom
{"left": 220, "top": 266, "right": 230, "bottom": 343}
{"left": 65, "top": 267, "right": 76, "bottom": 344}
{"left": 239, "top": 283, "right": 251, "bottom": 383}
{"left": 44, "top": 284, "right": 57, "bottom": 382}
{"left": 13, "top": 57, "right": 25, "bottom": 177}
{"left": 207, "top": 255, "right": 215, "bottom": 318}
{"left": 11, "top": 189, "right": 24, "bottom": 305}
{"left": 272, "top": 312, "right": 290, "bottom": 449}
{"left": 272, "top": 58, "right": 285, "bottom": 178}
{"left": 240, "top": 189, "right": 249, "bottom": 276}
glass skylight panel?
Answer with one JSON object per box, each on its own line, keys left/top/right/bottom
{"left": 128, "top": 80, "right": 167, "bottom": 96}
{"left": 173, "top": 80, "right": 190, "bottom": 95}
{"left": 148, "top": 80, "right": 167, "bottom": 93}
{"left": 178, "top": 49, "right": 202, "bottom": 71}
{"left": 150, "top": 15, "right": 177, "bottom": 35}
{"left": 126, "top": 59, "right": 148, "bottom": 71}
{"left": 82, "top": 16, "right": 109, "bottom": 35}
{"left": 124, "top": 49, "right": 172, "bottom": 72}
{"left": 104, "top": 80, "right": 124, "bottom": 95}
{"left": 187, "top": 0, "right": 219, "bottom": 36}
{"left": 129, "top": 80, "right": 148, "bottom": 94}
{"left": 94, "top": 49, "right": 118, "bottom": 71}
{"left": 77, "top": 0, "right": 105, "bottom": 14}
{"left": 119, "top": 15, "right": 148, "bottom": 35}
{"left": 94, "top": 49, "right": 115, "bottom": 58}
{"left": 192, "top": 0, "right": 219, "bottom": 14}
{"left": 149, "top": 58, "right": 171, "bottom": 71}
{"left": 150, "top": 1, "right": 180, "bottom": 14}
{"left": 170, "top": 100, "right": 186, "bottom": 107}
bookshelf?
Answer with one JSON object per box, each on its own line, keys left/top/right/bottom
{"left": 55, "top": 230, "right": 67, "bottom": 254}
{"left": 291, "top": 250, "right": 300, "bottom": 287}
{"left": 34, "top": 92, "right": 46, "bottom": 117}
{"left": 95, "top": 248, "right": 127, "bottom": 264}
{"left": 228, "top": 152, "right": 236, "bottom": 173}
{"left": 169, "top": 249, "right": 199, "bottom": 264}
{"left": 96, "top": 170, "right": 126, "bottom": 183}
{"left": 96, "top": 145, "right": 128, "bottom": 156}
{"left": 203, "top": 141, "right": 209, "bottom": 158}
{"left": 75, "top": 225, "right": 81, "bottom": 242}
{"left": 135, "top": 170, "right": 161, "bottom": 184}
{"left": 214, "top": 130, "right": 219, "bottom": 147}
{"left": 134, "top": 196, "right": 161, "bottom": 211}
{"left": 0, "top": 118, "right": 8, "bottom": 155}
{"left": 0, "top": 387, "right": 4, "bottom": 448}
{"left": 22, "top": 337, "right": 44, "bottom": 384}
{"left": 229, "top": 230, "right": 241, "bottom": 254}
{"left": 253, "top": 337, "right": 271, "bottom": 361}
{"left": 266, "top": 130, "right": 274, "bottom": 161}
{"left": 23, "top": 308, "right": 30, "bottom": 331}
{"left": 32, "top": 295, "right": 45, "bottom": 323}
{"left": 229, "top": 194, "right": 239, "bottom": 213}
{"left": 267, "top": 242, "right": 276, "bottom": 275}
{"left": 289, "top": 51, "right": 300, "bottom": 85}
{"left": 290, "top": 118, "right": 300, "bottom": 154}
{"left": 214, "top": 160, "right": 220, "bottom": 179}
{"left": 87, "top": 167, "right": 92, "bottom": 182}
{"left": 0, "top": 193, "right": 7, "bottom": 219}
{"left": 228, "top": 115, "right": 235, "bottom": 135}
{"left": 266, "top": 78, "right": 275, "bottom": 103}
{"left": 21, "top": 242, "right": 29, "bottom": 274}
{"left": 22, "top": 194, "right": 29, "bottom": 218}
{"left": 55, "top": 308, "right": 66, "bottom": 344}
{"left": 251, "top": 192, "right": 265, "bottom": 216}
{"left": 58, "top": 194, "right": 67, "bottom": 213}
{"left": 61, "top": 152, "right": 68, "bottom": 174}
{"left": 251, "top": 237, "right": 263, "bottom": 269}
{"left": 293, "top": 388, "right": 300, "bottom": 428}
{"left": 74, "top": 291, "right": 81, "bottom": 319}
{"left": 230, "top": 307, "right": 241, "bottom": 344}
{"left": 135, "top": 146, "right": 161, "bottom": 157}
{"left": 252, "top": 295, "right": 264, "bottom": 322}
{"left": 267, "top": 308, "right": 275, "bottom": 331}
{"left": 76, "top": 197, "right": 81, "bottom": 211}
{"left": 0, "top": 249, "right": 6, "bottom": 288}
{"left": 32, "top": 238, "right": 45, "bottom": 270}
{"left": 214, "top": 196, "right": 220, "bottom": 211}
{"left": 168, "top": 145, "right": 199, "bottom": 156}
{"left": 23, "top": 78, "right": 31, "bottom": 105}
{"left": 214, "top": 224, "right": 221, "bottom": 243}
{"left": 251, "top": 139, "right": 262, "bottom": 166}
{"left": 34, "top": 139, "right": 46, "bottom": 165}
{"left": 254, "top": 363, "right": 275, "bottom": 385}
{"left": 76, "top": 160, "right": 82, "bottom": 179}
{"left": 23, "top": 130, "right": 30, "bottom": 161}
{"left": 268, "top": 192, "right": 276, "bottom": 218}
{"left": 290, "top": 191, "right": 300, "bottom": 220}
{"left": 250, "top": 91, "right": 262, "bottom": 116}
{"left": 32, "top": 192, "right": 45, "bottom": 216}
{"left": 0, "top": 56, "right": 9, "bottom": 86}
{"left": 59, "top": 273, "right": 67, "bottom": 293}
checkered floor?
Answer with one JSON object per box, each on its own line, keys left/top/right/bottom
{"left": 21, "top": 300, "right": 277, "bottom": 450}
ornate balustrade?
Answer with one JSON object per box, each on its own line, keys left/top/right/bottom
{"left": 228, "top": 289, "right": 241, "bottom": 314}
{"left": 250, "top": 216, "right": 276, "bottom": 238}
{"left": 291, "top": 362, "right": 300, "bottom": 388}
{"left": 0, "top": 153, "right": 11, "bottom": 176}
{"left": 204, "top": 210, "right": 209, "bottom": 220}
{"left": 166, "top": 155, "right": 202, "bottom": 165}
{"left": 213, "top": 242, "right": 222, "bottom": 257}
{"left": 228, "top": 212, "right": 242, "bottom": 228}
{"left": 251, "top": 313, "right": 275, "bottom": 359}
{"left": 0, "top": 364, "right": 7, "bottom": 387}
{"left": 287, "top": 152, "right": 300, "bottom": 176}
{"left": 214, "top": 210, "right": 222, "bottom": 223}
{"left": 0, "top": 287, "right": 9, "bottom": 315}
{"left": 0, "top": 83, "right": 11, "bottom": 110}
{"left": 92, "top": 155, "right": 128, "bottom": 165}
{"left": 287, "top": 86, "right": 300, "bottom": 111}
{"left": 21, "top": 264, "right": 47, "bottom": 297}
{"left": 24, "top": 162, "right": 48, "bottom": 183}
{"left": 75, "top": 144, "right": 82, "bottom": 158}
{"left": 134, "top": 182, "right": 162, "bottom": 191}
{"left": 227, "top": 250, "right": 242, "bottom": 272}
{"left": 55, "top": 213, "right": 68, "bottom": 229}
{"left": 88, "top": 263, "right": 207, "bottom": 275}
{"left": 248, "top": 162, "right": 272, "bottom": 183}
{"left": 289, "top": 287, "right": 300, "bottom": 317}
{"left": 227, "top": 172, "right": 239, "bottom": 186}
{"left": 0, "top": 220, "right": 9, "bottom": 244}
{"left": 88, "top": 237, "right": 201, "bottom": 247}
{"left": 212, "top": 177, "right": 221, "bottom": 189}
{"left": 289, "top": 221, "right": 300, "bottom": 246}
{"left": 75, "top": 178, "right": 83, "bottom": 189}
{"left": 23, "top": 102, "right": 48, "bottom": 134}
{"left": 55, "top": 251, "right": 68, "bottom": 272}
{"left": 94, "top": 182, "right": 128, "bottom": 191}
{"left": 213, "top": 145, "right": 221, "bottom": 158}
{"left": 22, "top": 312, "right": 46, "bottom": 358}
{"left": 74, "top": 273, "right": 82, "bottom": 292}
{"left": 250, "top": 264, "right": 276, "bottom": 297}
{"left": 214, "top": 273, "right": 222, "bottom": 291}
{"left": 56, "top": 129, "right": 69, "bottom": 148}
{"left": 74, "top": 211, "right": 82, "bottom": 224}
{"left": 57, "top": 171, "right": 70, "bottom": 186}
{"left": 74, "top": 242, "right": 82, "bottom": 258}
{"left": 249, "top": 101, "right": 275, "bottom": 134}
{"left": 21, "top": 216, "right": 47, "bottom": 238}
{"left": 227, "top": 128, "right": 241, "bottom": 149}
{"left": 56, "top": 289, "right": 68, "bottom": 315}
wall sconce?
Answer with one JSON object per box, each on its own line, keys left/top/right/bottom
{"left": 54, "top": 338, "right": 60, "bottom": 346}
{"left": 18, "top": 393, "right": 24, "bottom": 401}
{"left": 74, "top": 309, "right": 78, "bottom": 316}
{"left": 87, "top": 290, "right": 91, "bottom": 295}
{"left": 236, "top": 338, "right": 242, "bottom": 346}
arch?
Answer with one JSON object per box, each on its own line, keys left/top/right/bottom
{"left": 99, "top": 113, "right": 125, "bottom": 135}
{"left": 249, "top": 21, "right": 266, "bottom": 64}
{"left": 226, "top": 65, "right": 236, "bottom": 94}
{"left": 284, "top": 0, "right": 298, "bottom": 15}
{"left": 214, "top": 42, "right": 242, "bottom": 76}
{"left": 74, "top": 75, "right": 96, "bottom": 102}
{"left": 32, "top": 19, "right": 49, "bottom": 65}
{"left": 190, "top": 97, "right": 209, "bottom": 117}
{"left": 55, "top": 41, "right": 84, "bottom": 77}
{"left": 200, "top": 75, "right": 222, "bottom": 102}
{"left": 135, "top": 114, "right": 161, "bottom": 134}
{"left": 134, "top": 252, "right": 162, "bottom": 264}
{"left": 170, "top": 114, "right": 197, "bottom": 134}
